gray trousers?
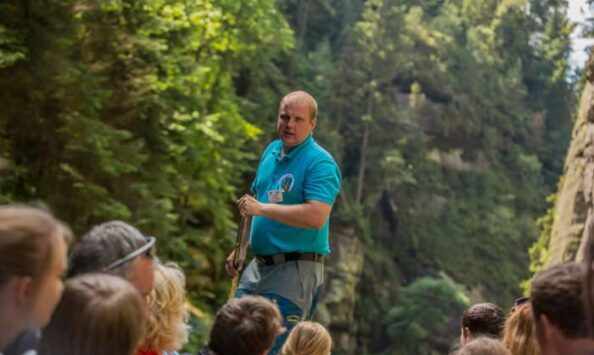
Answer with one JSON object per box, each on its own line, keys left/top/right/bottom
{"left": 237, "top": 258, "right": 324, "bottom": 318}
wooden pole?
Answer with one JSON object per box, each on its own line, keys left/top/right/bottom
{"left": 228, "top": 214, "right": 252, "bottom": 299}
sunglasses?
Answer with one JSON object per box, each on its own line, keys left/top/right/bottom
{"left": 510, "top": 296, "right": 530, "bottom": 313}
{"left": 514, "top": 297, "right": 529, "bottom": 307}
{"left": 104, "top": 236, "right": 156, "bottom": 271}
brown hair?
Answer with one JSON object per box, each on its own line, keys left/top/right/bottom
{"left": 458, "top": 337, "right": 511, "bottom": 355}
{"left": 38, "top": 273, "right": 145, "bottom": 355}
{"left": 280, "top": 91, "right": 318, "bottom": 121}
{"left": 502, "top": 303, "right": 540, "bottom": 355}
{"left": 209, "top": 296, "right": 284, "bottom": 355}
{"left": 531, "top": 262, "right": 587, "bottom": 338}
{"left": 461, "top": 303, "right": 505, "bottom": 339}
{"left": 142, "top": 262, "right": 189, "bottom": 351}
{"left": 280, "top": 321, "right": 332, "bottom": 355}
{"left": 0, "top": 205, "right": 72, "bottom": 286}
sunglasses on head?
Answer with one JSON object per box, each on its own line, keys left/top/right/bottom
{"left": 514, "top": 297, "right": 529, "bottom": 307}
{"left": 104, "top": 236, "right": 156, "bottom": 271}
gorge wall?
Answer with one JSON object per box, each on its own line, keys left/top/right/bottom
{"left": 546, "top": 51, "right": 594, "bottom": 266}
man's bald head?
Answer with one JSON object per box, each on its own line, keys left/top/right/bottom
{"left": 279, "top": 91, "right": 318, "bottom": 122}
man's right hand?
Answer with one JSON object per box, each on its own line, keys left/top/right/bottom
{"left": 225, "top": 250, "right": 239, "bottom": 278}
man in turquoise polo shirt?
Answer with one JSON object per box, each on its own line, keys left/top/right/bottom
{"left": 225, "top": 90, "right": 341, "bottom": 354}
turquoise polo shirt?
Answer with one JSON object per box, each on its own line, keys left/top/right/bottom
{"left": 250, "top": 135, "right": 341, "bottom": 256}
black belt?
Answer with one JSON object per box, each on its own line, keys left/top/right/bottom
{"left": 256, "top": 252, "right": 324, "bottom": 266}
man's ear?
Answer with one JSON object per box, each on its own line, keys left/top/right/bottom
{"left": 538, "top": 313, "right": 559, "bottom": 344}
{"left": 462, "top": 327, "right": 471, "bottom": 343}
{"left": 13, "top": 276, "right": 34, "bottom": 306}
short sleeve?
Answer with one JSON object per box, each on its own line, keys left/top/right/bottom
{"left": 304, "top": 159, "right": 342, "bottom": 205}
{"left": 250, "top": 141, "right": 277, "bottom": 195}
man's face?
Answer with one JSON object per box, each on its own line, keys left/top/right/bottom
{"left": 29, "top": 234, "right": 67, "bottom": 328}
{"left": 276, "top": 100, "right": 316, "bottom": 149}
{"left": 127, "top": 255, "right": 155, "bottom": 298}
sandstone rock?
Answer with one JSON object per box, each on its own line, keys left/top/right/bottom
{"left": 315, "top": 224, "right": 364, "bottom": 355}
{"left": 546, "top": 50, "right": 594, "bottom": 266}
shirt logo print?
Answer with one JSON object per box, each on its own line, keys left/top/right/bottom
{"left": 278, "top": 173, "right": 295, "bottom": 193}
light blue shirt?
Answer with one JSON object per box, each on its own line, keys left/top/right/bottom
{"left": 250, "top": 135, "right": 341, "bottom": 255}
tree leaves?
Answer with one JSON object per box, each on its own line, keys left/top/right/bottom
{"left": 0, "top": 0, "right": 292, "bottom": 348}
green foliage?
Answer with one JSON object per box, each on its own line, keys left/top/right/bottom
{"left": 320, "top": 0, "right": 573, "bottom": 353}
{"left": 524, "top": 193, "right": 557, "bottom": 293}
{"left": 383, "top": 276, "right": 469, "bottom": 355}
{"left": 0, "top": 0, "right": 292, "bottom": 351}
{"left": 0, "top": 25, "right": 26, "bottom": 68}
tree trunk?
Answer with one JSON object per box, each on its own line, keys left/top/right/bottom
{"left": 296, "top": 0, "right": 310, "bottom": 50}
{"left": 356, "top": 98, "right": 372, "bottom": 205}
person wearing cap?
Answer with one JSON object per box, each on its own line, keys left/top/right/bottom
{"left": 226, "top": 91, "right": 341, "bottom": 355}
{"left": 68, "top": 220, "right": 156, "bottom": 297}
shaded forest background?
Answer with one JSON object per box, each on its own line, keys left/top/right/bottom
{"left": 0, "top": 0, "right": 580, "bottom": 354}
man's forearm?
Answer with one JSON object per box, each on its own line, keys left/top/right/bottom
{"left": 259, "top": 202, "right": 330, "bottom": 229}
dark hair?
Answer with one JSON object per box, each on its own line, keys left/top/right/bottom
{"left": 209, "top": 296, "right": 284, "bottom": 355}
{"left": 531, "top": 262, "right": 588, "bottom": 338}
{"left": 461, "top": 303, "right": 505, "bottom": 339}
{"left": 39, "top": 273, "right": 145, "bottom": 355}
{"left": 68, "top": 220, "right": 147, "bottom": 278}
{"left": 0, "top": 205, "right": 72, "bottom": 286}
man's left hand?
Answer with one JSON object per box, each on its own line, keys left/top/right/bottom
{"left": 237, "top": 194, "right": 263, "bottom": 217}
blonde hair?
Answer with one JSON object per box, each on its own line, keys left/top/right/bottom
{"left": 502, "top": 303, "right": 540, "bottom": 355}
{"left": 281, "top": 321, "right": 332, "bottom": 355}
{"left": 143, "top": 262, "right": 189, "bottom": 351}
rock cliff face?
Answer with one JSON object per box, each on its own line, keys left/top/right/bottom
{"left": 315, "top": 223, "right": 364, "bottom": 354}
{"left": 546, "top": 53, "right": 594, "bottom": 266}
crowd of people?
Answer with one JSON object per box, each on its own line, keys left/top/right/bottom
{"left": 3, "top": 205, "right": 594, "bottom": 355}
{"left": 455, "top": 254, "right": 594, "bottom": 355}
{"left": 0, "top": 205, "right": 335, "bottom": 355}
